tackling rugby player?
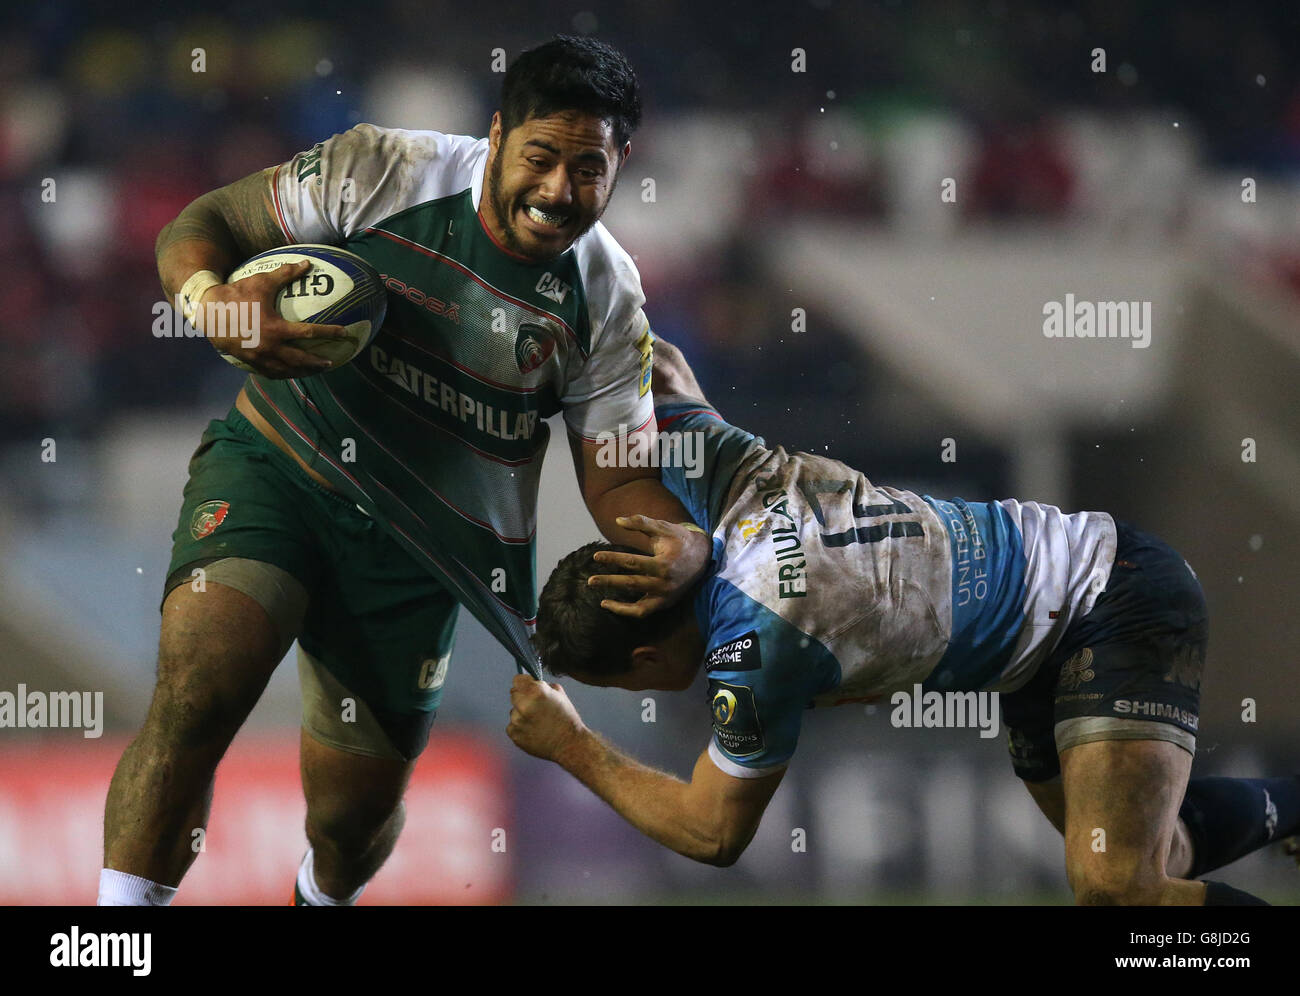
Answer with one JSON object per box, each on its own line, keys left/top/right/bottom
{"left": 509, "top": 339, "right": 1299, "bottom": 905}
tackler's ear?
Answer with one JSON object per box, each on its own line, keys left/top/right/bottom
{"left": 629, "top": 642, "right": 663, "bottom": 675}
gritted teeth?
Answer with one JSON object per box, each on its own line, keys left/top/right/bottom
{"left": 526, "top": 204, "right": 569, "bottom": 228}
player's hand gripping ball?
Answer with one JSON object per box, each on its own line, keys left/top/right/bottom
{"left": 219, "top": 244, "right": 387, "bottom": 374}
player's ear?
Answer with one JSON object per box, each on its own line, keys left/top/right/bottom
{"left": 629, "top": 642, "right": 663, "bottom": 682}
{"left": 618, "top": 141, "right": 631, "bottom": 170}
{"left": 629, "top": 643, "right": 657, "bottom": 667}
{"left": 488, "top": 112, "right": 503, "bottom": 154}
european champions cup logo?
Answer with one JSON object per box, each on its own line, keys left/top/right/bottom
{"left": 712, "top": 689, "right": 738, "bottom": 725}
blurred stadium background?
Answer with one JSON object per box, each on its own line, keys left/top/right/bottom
{"left": 0, "top": 0, "right": 1297, "bottom": 904}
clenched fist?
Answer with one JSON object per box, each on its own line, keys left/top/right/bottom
{"left": 507, "top": 674, "right": 587, "bottom": 763}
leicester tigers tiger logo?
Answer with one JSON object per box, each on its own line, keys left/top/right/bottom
{"left": 514, "top": 323, "right": 555, "bottom": 374}
{"left": 190, "top": 499, "right": 230, "bottom": 540}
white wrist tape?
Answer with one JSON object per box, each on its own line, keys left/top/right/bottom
{"left": 179, "top": 269, "right": 223, "bottom": 327}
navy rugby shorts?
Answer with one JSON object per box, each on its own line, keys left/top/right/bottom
{"left": 1000, "top": 521, "right": 1206, "bottom": 782}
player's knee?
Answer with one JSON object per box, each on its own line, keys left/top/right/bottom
{"left": 1074, "top": 880, "right": 1166, "bottom": 906}
{"left": 307, "top": 796, "right": 405, "bottom": 857}
{"left": 145, "top": 651, "right": 258, "bottom": 751}
{"left": 1068, "top": 856, "right": 1165, "bottom": 906}
{"left": 141, "top": 680, "right": 242, "bottom": 757}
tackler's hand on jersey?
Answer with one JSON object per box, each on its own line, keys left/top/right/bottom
{"left": 507, "top": 675, "right": 587, "bottom": 763}
{"left": 197, "top": 260, "right": 350, "bottom": 379}
{"left": 589, "top": 515, "right": 710, "bottom": 618}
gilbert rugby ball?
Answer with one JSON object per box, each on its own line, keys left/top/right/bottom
{"left": 222, "top": 244, "right": 387, "bottom": 372}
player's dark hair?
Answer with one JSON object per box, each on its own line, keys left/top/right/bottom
{"left": 535, "top": 542, "right": 691, "bottom": 678}
{"left": 500, "top": 35, "right": 642, "bottom": 150}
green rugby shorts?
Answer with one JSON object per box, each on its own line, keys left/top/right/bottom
{"left": 163, "top": 405, "right": 458, "bottom": 761}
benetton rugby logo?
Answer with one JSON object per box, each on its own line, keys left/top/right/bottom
{"left": 514, "top": 323, "right": 555, "bottom": 374}
{"left": 190, "top": 499, "right": 230, "bottom": 540}
{"left": 1057, "top": 647, "right": 1096, "bottom": 691}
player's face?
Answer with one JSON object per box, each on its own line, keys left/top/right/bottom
{"left": 482, "top": 110, "right": 627, "bottom": 261}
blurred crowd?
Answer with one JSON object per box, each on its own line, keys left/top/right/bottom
{"left": 1, "top": 0, "right": 1296, "bottom": 463}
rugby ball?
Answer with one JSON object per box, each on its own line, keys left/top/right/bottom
{"left": 221, "top": 244, "right": 387, "bottom": 372}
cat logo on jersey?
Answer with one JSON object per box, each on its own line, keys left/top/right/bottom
{"left": 515, "top": 323, "right": 556, "bottom": 374}
{"left": 416, "top": 653, "right": 450, "bottom": 691}
{"left": 636, "top": 327, "right": 654, "bottom": 397}
{"left": 1058, "top": 647, "right": 1096, "bottom": 691}
{"left": 535, "top": 271, "right": 570, "bottom": 304}
{"left": 190, "top": 500, "right": 230, "bottom": 540}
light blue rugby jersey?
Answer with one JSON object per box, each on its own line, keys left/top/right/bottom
{"left": 656, "top": 399, "right": 1116, "bottom": 778}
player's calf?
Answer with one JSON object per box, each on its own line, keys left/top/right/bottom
{"left": 1061, "top": 738, "right": 1213, "bottom": 905}
{"left": 301, "top": 803, "right": 405, "bottom": 904}
{"left": 101, "top": 582, "right": 285, "bottom": 901}
{"left": 298, "top": 728, "right": 417, "bottom": 903}
{"left": 1022, "top": 775, "right": 1198, "bottom": 878}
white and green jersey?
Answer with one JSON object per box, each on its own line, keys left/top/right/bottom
{"left": 247, "top": 124, "right": 655, "bottom": 670}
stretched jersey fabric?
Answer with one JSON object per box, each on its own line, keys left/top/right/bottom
{"left": 246, "top": 124, "right": 656, "bottom": 671}
{"left": 655, "top": 399, "right": 1116, "bottom": 777}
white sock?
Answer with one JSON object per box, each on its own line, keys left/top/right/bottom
{"left": 295, "top": 848, "right": 364, "bottom": 906}
{"left": 98, "top": 868, "right": 177, "bottom": 906}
